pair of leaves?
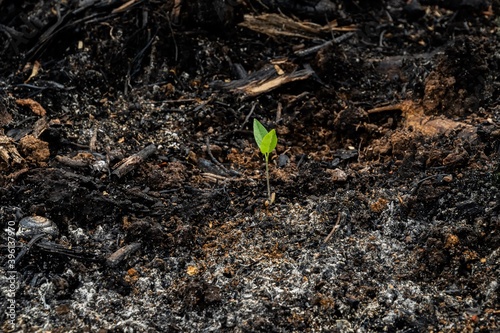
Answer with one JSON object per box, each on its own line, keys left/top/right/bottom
{"left": 253, "top": 119, "right": 277, "bottom": 155}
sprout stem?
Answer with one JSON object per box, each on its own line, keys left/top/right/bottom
{"left": 265, "top": 154, "right": 271, "bottom": 201}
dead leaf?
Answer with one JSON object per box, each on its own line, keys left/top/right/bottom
{"left": 16, "top": 98, "right": 46, "bottom": 116}
{"left": 25, "top": 60, "right": 41, "bottom": 83}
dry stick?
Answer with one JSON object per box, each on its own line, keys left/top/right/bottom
{"left": 36, "top": 241, "right": 100, "bottom": 261}
{"left": 112, "top": 0, "right": 140, "bottom": 14}
{"left": 55, "top": 155, "right": 88, "bottom": 168}
{"left": 410, "top": 174, "right": 450, "bottom": 196}
{"left": 366, "top": 103, "right": 403, "bottom": 114}
{"left": 276, "top": 102, "right": 282, "bottom": 123}
{"left": 205, "top": 137, "right": 241, "bottom": 176}
{"left": 106, "top": 242, "right": 141, "bottom": 267}
{"left": 324, "top": 213, "right": 342, "bottom": 244}
{"left": 112, "top": 144, "right": 156, "bottom": 178}
{"left": 240, "top": 102, "right": 257, "bottom": 130}
{"left": 14, "top": 233, "right": 45, "bottom": 267}
{"left": 294, "top": 32, "right": 356, "bottom": 57}
{"left": 90, "top": 122, "right": 98, "bottom": 151}
{"left": 201, "top": 173, "right": 246, "bottom": 182}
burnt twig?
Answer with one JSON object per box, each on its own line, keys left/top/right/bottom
{"left": 324, "top": 213, "right": 343, "bottom": 244}
{"left": 294, "top": 32, "right": 356, "bottom": 57}
{"left": 14, "top": 234, "right": 45, "bottom": 267}
{"left": 205, "top": 138, "right": 241, "bottom": 177}
{"left": 112, "top": 144, "right": 157, "bottom": 178}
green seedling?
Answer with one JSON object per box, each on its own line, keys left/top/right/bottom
{"left": 253, "top": 119, "right": 278, "bottom": 204}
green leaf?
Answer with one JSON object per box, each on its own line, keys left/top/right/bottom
{"left": 260, "top": 129, "right": 277, "bottom": 155}
{"left": 253, "top": 119, "right": 268, "bottom": 148}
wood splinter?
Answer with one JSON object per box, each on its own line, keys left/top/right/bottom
{"left": 112, "top": 144, "right": 156, "bottom": 178}
{"left": 324, "top": 213, "right": 343, "bottom": 244}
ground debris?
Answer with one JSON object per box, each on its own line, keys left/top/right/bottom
{"left": 112, "top": 144, "right": 157, "bottom": 178}
{"left": 212, "top": 61, "right": 315, "bottom": 98}
{"left": 0, "top": 0, "right": 499, "bottom": 332}
{"left": 239, "top": 13, "right": 343, "bottom": 40}
{"left": 106, "top": 242, "right": 141, "bottom": 267}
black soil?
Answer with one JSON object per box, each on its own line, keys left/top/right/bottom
{"left": 1, "top": 1, "right": 499, "bottom": 332}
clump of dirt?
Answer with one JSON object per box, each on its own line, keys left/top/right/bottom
{"left": 423, "top": 36, "right": 498, "bottom": 117}
{"left": 18, "top": 135, "right": 49, "bottom": 166}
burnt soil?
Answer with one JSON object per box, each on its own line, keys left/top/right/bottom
{"left": 1, "top": 1, "right": 500, "bottom": 332}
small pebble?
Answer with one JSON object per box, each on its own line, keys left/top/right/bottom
{"left": 278, "top": 154, "right": 289, "bottom": 168}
